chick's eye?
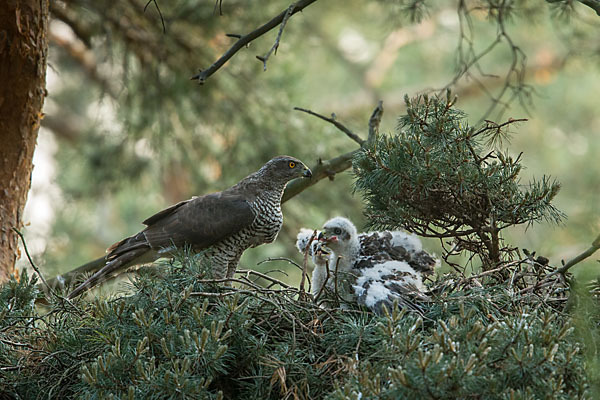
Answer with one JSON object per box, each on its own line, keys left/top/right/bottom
{"left": 289, "top": 161, "right": 296, "bottom": 168}
{"left": 334, "top": 228, "right": 342, "bottom": 235}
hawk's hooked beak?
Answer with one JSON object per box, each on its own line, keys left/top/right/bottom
{"left": 321, "top": 233, "right": 337, "bottom": 244}
{"left": 302, "top": 166, "right": 312, "bottom": 178}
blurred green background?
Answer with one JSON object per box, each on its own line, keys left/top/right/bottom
{"left": 20, "top": 0, "right": 600, "bottom": 287}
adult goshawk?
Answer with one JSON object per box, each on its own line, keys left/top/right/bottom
{"left": 68, "top": 155, "right": 311, "bottom": 298}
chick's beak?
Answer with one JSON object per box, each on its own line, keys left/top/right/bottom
{"left": 321, "top": 234, "right": 337, "bottom": 244}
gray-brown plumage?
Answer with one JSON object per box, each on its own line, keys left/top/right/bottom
{"left": 68, "top": 156, "right": 311, "bottom": 299}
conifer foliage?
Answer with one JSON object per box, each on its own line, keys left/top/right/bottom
{"left": 0, "top": 255, "right": 590, "bottom": 398}
{"left": 353, "top": 93, "right": 564, "bottom": 267}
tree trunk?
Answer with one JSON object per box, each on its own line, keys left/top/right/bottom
{"left": 0, "top": 0, "right": 49, "bottom": 282}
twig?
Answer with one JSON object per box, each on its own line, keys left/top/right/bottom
{"left": 257, "top": 257, "right": 303, "bottom": 272}
{"left": 557, "top": 232, "right": 600, "bottom": 274}
{"left": 213, "top": 0, "right": 223, "bottom": 16}
{"left": 517, "top": 278, "right": 561, "bottom": 296}
{"left": 192, "top": 0, "right": 319, "bottom": 84}
{"left": 236, "top": 269, "right": 292, "bottom": 289}
{"left": 315, "top": 264, "right": 330, "bottom": 305}
{"left": 0, "top": 337, "right": 34, "bottom": 348}
{"left": 12, "top": 228, "right": 53, "bottom": 294}
{"left": 144, "top": 0, "right": 166, "bottom": 33}
{"left": 472, "top": 118, "right": 528, "bottom": 139}
{"left": 199, "top": 277, "right": 264, "bottom": 291}
{"left": 256, "top": 3, "right": 295, "bottom": 71}
{"left": 286, "top": 102, "right": 384, "bottom": 201}
{"left": 367, "top": 100, "right": 384, "bottom": 145}
{"left": 293, "top": 107, "right": 364, "bottom": 145}
{"left": 14, "top": 228, "right": 84, "bottom": 312}
{"left": 282, "top": 150, "right": 357, "bottom": 203}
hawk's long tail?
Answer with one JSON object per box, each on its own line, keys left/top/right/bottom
{"left": 67, "top": 247, "right": 149, "bottom": 299}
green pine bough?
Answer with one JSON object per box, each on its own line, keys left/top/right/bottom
{"left": 353, "top": 92, "right": 564, "bottom": 268}
{"left": 0, "top": 255, "right": 591, "bottom": 399}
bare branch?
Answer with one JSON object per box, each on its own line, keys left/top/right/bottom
{"left": 256, "top": 3, "right": 295, "bottom": 71}
{"left": 15, "top": 228, "right": 82, "bottom": 311}
{"left": 236, "top": 268, "right": 292, "bottom": 289}
{"left": 213, "top": 0, "right": 224, "bottom": 16}
{"left": 293, "top": 107, "right": 364, "bottom": 145}
{"left": 144, "top": 0, "right": 166, "bottom": 33}
{"left": 471, "top": 117, "right": 528, "bottom": 139}
{"left": 557, "top": 232, "right": 600, "bottom": 274}
{"left": 13, "top": 228, "right": 53, "bottom": 294}
{"left": 282, "top": 150, "right": 357, "bottom": 203}
{"left": 367, "top": 100, "right": 384, "bottom": 145}
{"left": 192, "top": 0, "right": 319, "bottom": 84}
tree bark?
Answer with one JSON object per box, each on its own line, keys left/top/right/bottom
{"left": 0, "top": 0, "right": 49, "bottom": 282}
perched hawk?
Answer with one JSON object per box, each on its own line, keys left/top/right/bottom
{"left": 68, "top": 156, "right": 311, "bottom": 299}
{"left": 297, "top": 217, "right": 437, "bottom": 313}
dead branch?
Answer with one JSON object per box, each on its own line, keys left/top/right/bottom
{"left": 256, "top": 3, "right": 295, "bottom": 71}
{"left": 293, "top": 107, "right": 364, "bottom": 145}
{"left": 237, "top": 268, "right": 292, "bottom": 289}
{"left": 144, "top": 0, "right": 166, "bottom": 33}
{"left": 192, "top": 0, "right": 319, "bottom": 84}
{"left": 367, "top": 100, "right": 384, "bottom": 145}
{"left": 282, "top": 150, "right": 357, "bottom": 203}
{"left": 558, "top": 232, "right": 600, "bottom": 274}
{"left": 13, "top": 228, "right": 53, "bottom": 294}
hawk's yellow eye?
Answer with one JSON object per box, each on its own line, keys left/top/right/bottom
{"left": 289, "top": 161, "right": 296, "bottom": 168}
